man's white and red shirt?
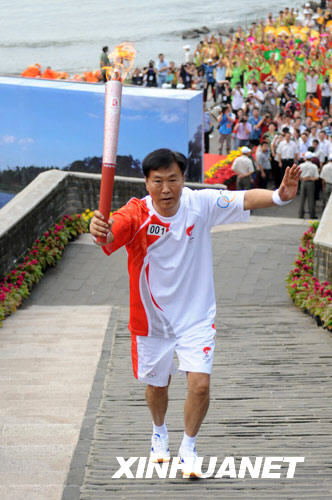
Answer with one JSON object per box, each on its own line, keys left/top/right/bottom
{"left": 103, "top": 187, "right": 249, "bottom": 339}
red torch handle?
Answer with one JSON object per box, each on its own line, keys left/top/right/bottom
{"left": 97, "top": 79, "right": 122, "bottom": 244}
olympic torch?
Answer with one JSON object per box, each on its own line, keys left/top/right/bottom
{"left": 98, "top": 42, "right": 136, "bottom": 243}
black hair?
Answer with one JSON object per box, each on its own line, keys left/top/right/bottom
{"left": 142, "top": 148, "right": 187, "bottom": 177}
{"left": 102, "top": 46, "right": 108, "bottom": 53}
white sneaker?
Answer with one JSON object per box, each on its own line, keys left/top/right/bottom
{"left": 178, "top": 446, "right": 202, "bottom": 478}
{"left": 150, "top": 433, "right": 170, "bottom": 463}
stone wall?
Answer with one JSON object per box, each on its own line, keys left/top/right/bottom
{"left": 313, "top": 193, "right": 332, "bottom": 283}
{"left": 0, "top": 170, "right": 225, "bottom": 277}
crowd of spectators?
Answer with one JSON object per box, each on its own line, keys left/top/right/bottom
{"left": 128, "top": 2, "right": 332, "bottom": 218}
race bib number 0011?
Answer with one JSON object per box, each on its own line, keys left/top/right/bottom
{"left": 147, "top": 224, "right": 167, "bottom": 236}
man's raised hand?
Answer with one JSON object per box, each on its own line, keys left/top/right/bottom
{"left": 278, "top": 164, "right": 302, "bottom": 202}
{"left": 90, "top": 210, "right": 114, "bottom": 246}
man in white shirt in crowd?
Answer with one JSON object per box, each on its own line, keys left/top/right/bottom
{"left": 215, "top": 59, "right": 227, "bottom": 103}
{"left": 298, "top": 151, "right": 319, "bottom": 218}
{"left": 306, "top": 68, "right": 319, "bottom": 96}
{"left": 317, "top": 130, "right": 330, "bottom": 163}
{"left": 156, "top": 53, "right": 169, "bottom": 88}
{"left": 183, "top": 45, "right": 193, "bottom": 64}
{"left": 303, "top": 10, "right": 316, "bottom": 28}
{"left": 250, "top": 81, "right": 264, "bottom": 109}
{"left": 291, "top": 117, "right": 306, "bottom": 136}
{"left": 298, "top": 131, "right": 310, "bottom": 160}
{"left": 231, "top": 146, "right": 255, "bottom": 189}
{"left": 277, "top": 128, "right": 299, "bottom": 175}
{"left": 256, "top": 141, "right": 272, "bottom": 189}
{"left": 320, "top": 153, "right": 332, "bottom": 207}
{"left": 308, "top": 124, "right": 320, "bottom": 147}
{"left": 311, "top": 139, "right": 324, "bottom": 167}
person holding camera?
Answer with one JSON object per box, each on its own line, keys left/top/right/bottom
{"left": 232, "top": 82, "right": 244, "bottom": 113}
{"left": 143, "top": 61, "right": 158, "bottom": 87}
{"left": 233, "top": 113, "right": 252, "bottom": 148}
{"left": 248, "top": 107, "right": 265, "bottom": 147}
{"left": 279, "top": 83, "right": 292, "bottom": 113}
{"left": 99, "top": 46, "right": 109, "bottom": 83}
{"left": 217, "top": 104, "right": 235, "bottom": 155}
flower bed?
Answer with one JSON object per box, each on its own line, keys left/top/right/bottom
{"left": 0, "top": 212, "right": 92, "bottom": 327}
{"left": 286, "top": 221, "right": 332, "bottom": 331}
{"left": 204, "top": 149, "right": 241, "bottom": 185}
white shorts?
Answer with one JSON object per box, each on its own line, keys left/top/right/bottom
{"left": 131, "top": 326, "right": 216, "bottom": 387}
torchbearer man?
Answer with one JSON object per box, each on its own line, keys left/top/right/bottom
{"left": 90, "top": 148, "right": 301, "bottom": 478}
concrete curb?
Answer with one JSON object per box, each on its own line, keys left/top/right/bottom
{"left": 61, "top": 307, "right": 119, "bottom": 500}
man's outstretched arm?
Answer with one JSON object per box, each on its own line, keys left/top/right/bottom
{"left": 243, "top": 164, "right": 301, "bottom": 211}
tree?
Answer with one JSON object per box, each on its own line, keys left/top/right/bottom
{"left": 187, "top": 125, "right": 203, "bottom": 182}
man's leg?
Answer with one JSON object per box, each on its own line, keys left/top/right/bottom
{"left": 178, "top": 372, "right": 210, "bottom": 477}
{"left": 226, "top": 133, "right": 232, "bottom": 154}
{"left": 298, "top": 181, "right": 306, "bottom": 218}
{"left": 184, "top": 372, "right": 210, "bottom": 437}
{"left": 219, "top": 134, "right": 225, "bottom": 155}
{"left": 308, "top": 181, "right": 316, "bottom": 218}
{"left": 134, "top": 334, "right": 176, "bottom": 463}
{"left": 145, "top": 375, "right": 171, "bottom": 425}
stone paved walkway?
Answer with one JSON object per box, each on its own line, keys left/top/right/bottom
{"left": 1, "top": 212, "right": 332, "bottom": 499}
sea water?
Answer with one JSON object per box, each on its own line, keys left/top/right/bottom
{"left": 0, "top": 0, "right": 304, "bottom": 75}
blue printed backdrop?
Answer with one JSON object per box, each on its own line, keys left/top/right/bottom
{"left": 0, "top": 78, "right": 203, "bottom": 204}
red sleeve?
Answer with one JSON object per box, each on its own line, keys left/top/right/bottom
{"left": 102, "top": 198, "right": 148, "bottom": 256}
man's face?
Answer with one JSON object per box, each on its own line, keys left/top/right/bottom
{"left": 285, "top": 133, "right": 291, "bottom": 142}
{"left": 145, "top": 162, "right": 185, "bottom": 217}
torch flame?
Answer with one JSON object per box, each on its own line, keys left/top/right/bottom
{"left": 103, "top": 42, "right": 136, "bottom": 82}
